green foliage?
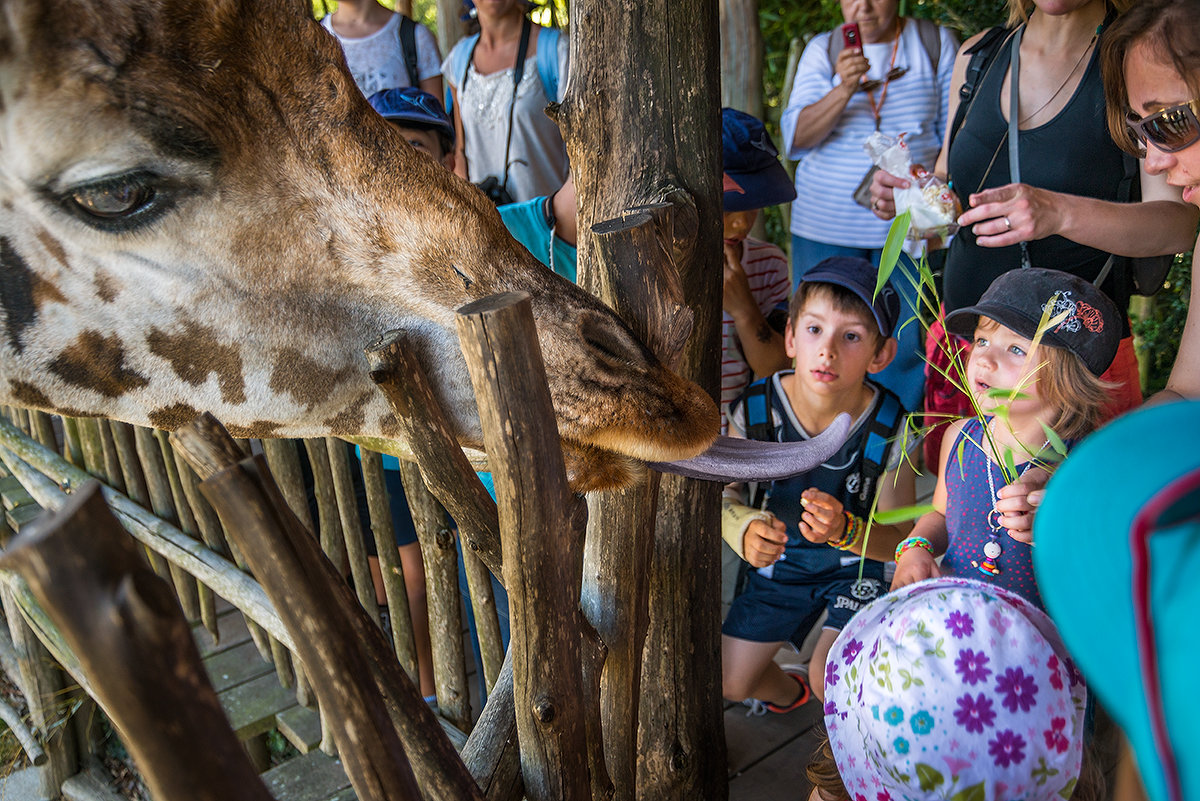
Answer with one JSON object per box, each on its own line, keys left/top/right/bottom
{"left": 1132, "top": 252, "right": 1193, "bottom": 395}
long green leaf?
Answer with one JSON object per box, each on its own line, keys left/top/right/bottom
{"left": 877, "top": 210, "right": 911, "bottom": 298}
{"left": 872, "top": 503, "right": 936, "bottom": 525}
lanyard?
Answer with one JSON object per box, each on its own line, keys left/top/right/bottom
{"left": 864, "top": 22, "right": 903, "bottom": 131}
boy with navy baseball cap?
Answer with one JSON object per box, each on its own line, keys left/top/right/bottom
{"left": 368, "top": 87, "right": 456, "bottom": 171}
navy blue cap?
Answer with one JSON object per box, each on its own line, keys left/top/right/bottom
{"left": 368, "top": 87, "right": 455, "bottom": 144}
{"left": 945, "top": 268, "right": 1120, "bottom": 376}
{"left": 722, "top": 107, "right": 797, "bottom": 212}
{"left": 801, "top": 256, "right": 900, "bottom": 338}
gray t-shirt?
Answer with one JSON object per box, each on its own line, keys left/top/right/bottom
{"left": 443, "top": 31, "right": 570, "bottom": 203}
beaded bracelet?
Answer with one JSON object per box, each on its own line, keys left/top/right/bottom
{"left": 829, "top": 511, "right": 865, "bottom": 551}
{"left": 894, "top": 535, "right": 933, "bottom": 563}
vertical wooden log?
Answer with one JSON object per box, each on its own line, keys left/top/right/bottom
{"left": 28, "top": 411, "right": 57, "bottom": 453}
{"left": 457, "top": 292, "right": 590, "bottom": 801}
{"left": 151, "top": 431, "right": 202, "bottom": 623}
{"left": 260, "top": 438, "right": 317, "bottom": 535}
{"left": 61, "top": 417, "right": 83, "bottom": 467}
{"left": 325, "top": 438, "right": 379, "bottom": 620}
{"left": 559, "top": 0, "right": 727, "bottom": 793}
{"left": 97, "top": 420, "right": 127, "bottom": 495}
{"left": 304, "top": 438, "right": 348, "bottom": 574}
{"left": 460, "top": 653, "right": 522, "bottom": 801}
{"left": 171, "top": 450, "right": 219, "bottom": 641}
{"left": 397, "top": 459, "right": 471, "bottom": 731}
{"left": 109, "top": 421, "right": 150, "bottom": 512}
{"left": 132, "top": 425, "right": 187, "bottom": 584}
{"left": 359, "top": 449, "right": 419, "bottom": 678}
{"left": 461, "top": 545, "right": 505, "bottom": 693}
{"left": 0, "top": 589, "right": 80, "bottom": 798}
{"left": 719, "top": 0, "right": 764, "bottom": 118}
{"left": 76, "top": 418, "right": 106, "bottom": 478}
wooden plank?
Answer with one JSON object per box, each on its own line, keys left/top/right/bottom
{"left": 5, "top": 503, "right": 42, "bottom": 531}
{"left": 260, "top": 750, "right": 352, "bottom": 801}
{"left": 218, "top": 672, "right": 298, "bottom": 740}
{"left": 724, "top": 695, "right": 821, "bottom": 777}
{"left": 0, "top": 475, "right": 34, "bottom": 510}
{"left": 193, "top": 607, "right": 253, "bottom": 658}
{"left": 727, "top": 716, "right": 823, "bottom": 801}
{"left": 203, "top": 640, "right": 275, "bottom": 693}
{"left": 276, "top": 705, "right": 324, "bottom": 754}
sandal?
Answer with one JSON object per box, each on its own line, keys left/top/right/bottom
{"left": 764, "top": 671, "right": 812, "bottom": 714}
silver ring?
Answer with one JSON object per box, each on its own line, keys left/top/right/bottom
{"left": 872, "top": 199, "right": 880, "bottom": 211}
{"left": 1003, "top": 216, "right": 1012, "bottom": 231}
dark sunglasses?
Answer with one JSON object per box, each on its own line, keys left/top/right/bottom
{"left": 858, "top": 66, "right": 908, "bottom": 93}
{"left": 1125, "top": 98, "right": 1200, "bottom": 154}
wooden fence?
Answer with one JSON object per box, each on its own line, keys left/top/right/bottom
{"left": 0, "top": 403, "right": 498, "bottom": 799}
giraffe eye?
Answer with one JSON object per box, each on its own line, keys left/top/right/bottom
{"left": 58, "top": 171, "right": 183, "bottom": 232}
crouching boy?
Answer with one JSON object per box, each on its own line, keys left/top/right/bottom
{"left": 721, "top": 257, "right": 918, "bottom": 709}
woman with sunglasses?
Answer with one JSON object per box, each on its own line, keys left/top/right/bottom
{"left": 871, "top": 0, "right": 1198, "bottom": 468}
{"left": 780, "top": 0, "right": 959, "bottom": 415}
{"left": 1102, "top": 0, "right": 1200, "bottom": 403}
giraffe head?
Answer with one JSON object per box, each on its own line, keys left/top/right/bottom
{"left": 0, "top": 0, "right": 719, "bottom": 489}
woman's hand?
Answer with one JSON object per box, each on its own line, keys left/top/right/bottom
{"left": 834, "top": 45, "right": 870, "bottom": 91}
{"left": 869, "top": 168, "right": 910, "bottom": 219}
{"left": 959, "top": 183, "right": 1066, "bottom": 247}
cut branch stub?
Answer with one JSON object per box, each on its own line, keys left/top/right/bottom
{"left": 0, "top": 481, "right": 273, "bottom": 801}
{"left": 591, "top": 212, "right": 693, "bottom": 369}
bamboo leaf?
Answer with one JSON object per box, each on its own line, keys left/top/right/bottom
{"left": 872, "top": 503, "right": 935, "bottom": 525}
{"left": 877, "top": 210, "right": 911, "bottom": 297}
{"left": 1040, "top": 421, "right": 1068, "bottom": 456}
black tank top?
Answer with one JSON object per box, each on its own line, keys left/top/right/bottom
{"left": 945, "top": 34, "right": 1131, "bottom": 335}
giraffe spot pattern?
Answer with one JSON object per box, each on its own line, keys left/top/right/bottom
{"left": 147, "top": 403, "right": 200, "bottom": 430}
{"left": 148, "top": 321, "right": 246, "bottom": 405}
{"left": 9, "top": 380, "right": 51, "bottom": 409}
{"left": 269, "top": 347, "right": 353, "bottom": 410}
{"left": 322, "top": 391, "right": 373, "bottom": 435}
{"left": 49, "top": 330, "right": 149, "bottom": 399}
{"left": 0, "top": 236, "right": 36, "bottom": 354}
{"left": 225, "top": 421, "right": 283, "bottom": 439}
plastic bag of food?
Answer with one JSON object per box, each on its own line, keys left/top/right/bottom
{"left": 863, "top": 131, "right": 960, "bottom": 240}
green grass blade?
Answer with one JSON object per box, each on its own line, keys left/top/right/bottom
{"left": 872, "top": 503, "right": 936, "bottom": 525}
{"left": 877, "top": 210, "right": 911, "bottom": 297}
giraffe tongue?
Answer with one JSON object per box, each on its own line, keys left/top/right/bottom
{"left": 648, "top": 413, "right": 851, "bottom": 483}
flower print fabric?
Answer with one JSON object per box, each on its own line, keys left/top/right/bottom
{"left": 823, "top": 577, "right": 1087, "bottom": 801}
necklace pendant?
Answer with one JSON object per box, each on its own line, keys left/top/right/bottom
{"left": 972, "top": 539, "right": 1003, "bottom": 577}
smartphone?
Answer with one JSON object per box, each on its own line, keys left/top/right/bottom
{"left": 841, "top": 22, "right": 862, "bottom": 50}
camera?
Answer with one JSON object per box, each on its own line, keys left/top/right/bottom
{"left": 476, "top": 176, "right": 515, "bottom": 207}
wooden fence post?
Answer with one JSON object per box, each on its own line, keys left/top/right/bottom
{"left": 457, "top": 292, "right": 591, "bottom": 801}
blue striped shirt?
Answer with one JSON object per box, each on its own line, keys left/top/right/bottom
{"left": 782, "top": 22, "right": 956, "bottom": 248}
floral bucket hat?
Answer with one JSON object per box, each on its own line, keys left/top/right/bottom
{"left": 823, "top": 577, "right": 1087, "bottom": 801}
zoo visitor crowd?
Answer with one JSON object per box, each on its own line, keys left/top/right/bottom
{"left": 326, "top": 0, "right": 1200, "bottom": 797}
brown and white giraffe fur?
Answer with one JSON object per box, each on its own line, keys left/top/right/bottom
{"left": 0, "top": 0, "right": 719, "bottom": 488}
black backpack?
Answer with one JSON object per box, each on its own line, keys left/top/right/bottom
{"left": 319, "top": 12, "right": 422, "bottom": 90}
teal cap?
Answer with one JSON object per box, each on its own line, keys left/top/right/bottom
{"left": 1035, "top": 400, "right": 1200, "bottom": 801}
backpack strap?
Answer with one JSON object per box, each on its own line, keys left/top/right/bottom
{"left": 535, "top": 26, "right": 561, "bottom": 101}
{"left": 827, "top": 17, "right": 941, "bottom": 72}
{"left": 948, "top": 25, "right": 1012, "bottom": 150}
{"left": 446, "top": 32, "right": 481, "bottom": 110}
{"left": 858, "top": 386, "right": 904, "bottom": 484}
{"left": 740, "top": 378, "right": 777, "bottom": 509}
{"left": 398, "top": 15, "right": 420, "bottom": 89}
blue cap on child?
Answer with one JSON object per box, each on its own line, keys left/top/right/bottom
{"left": 801, "top": 256, "right": 901, "bottom": 339}
{"left": 722, "top": 108, "right": 797, "bottom": 212}
{"left": 367, "top": 87, "right": 455, "bottom": 144}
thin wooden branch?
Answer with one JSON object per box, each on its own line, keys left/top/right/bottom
{"left": 457, "top": 291, "right": 590, "bottom": 801}
{"left": 0, "top": 482, "right": 274, "bottom": 801}
{"left": 460, "top": 653, "right": 522, "bottom": 801}
{"left": 461, "top": 545, "right": 504, "bottom": 693}
{"left": 0, "top": 682, "right": 47, "bottom": 766}
{"left": 364, "top": 330, "right": 502, "bottom": 579}
{"left": 173, "top": 416, "right": 485, "bottom": 801}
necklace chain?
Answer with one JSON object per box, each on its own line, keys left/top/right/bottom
{"left": 984, "top": 440, "right": 1049, "bottom": 534}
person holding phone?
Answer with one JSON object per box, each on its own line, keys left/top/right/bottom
{"left": 780, "top": 0, "right": 958, "bottom": 414}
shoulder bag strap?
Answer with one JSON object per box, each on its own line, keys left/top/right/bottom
{"left": 1006, "top": 25, "right": 1034, "bottom": 270}
{"left": 498, "top": 15, "right": 532, "bottom": 195}
{"left": 399, "top": 15, "right": 420, "bottom": 89}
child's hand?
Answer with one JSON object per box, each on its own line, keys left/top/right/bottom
{"left": 743, "top": 516, "right": 788, "bottom": 568}
{"left": 995, "top": 466, "right": 1050, "bottom": 545}
{"left": 798, "top": 488, "right": 845, "bottom": 544}
{"left": 891, "top": 547, "right": 941, "bottom": 590}
{"left": 722, "top": 242, "right": 756, "bottom": 318}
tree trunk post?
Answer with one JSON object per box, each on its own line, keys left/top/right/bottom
{"left": 558, "top": 0, "right": 727, "bottom": 795}
{"left": 719, "top": 0, "right": 764, "bottom": 118}
{"left": 456, "top": 292, "right": 591, "bottom": 801}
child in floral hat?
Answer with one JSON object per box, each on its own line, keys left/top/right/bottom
{"left": 809, "top": 577, "right": 1095, "bottom": 801}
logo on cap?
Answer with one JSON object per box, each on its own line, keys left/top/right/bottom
{"left": 1045, "top": 290, "right": 1105, "bottom": 336}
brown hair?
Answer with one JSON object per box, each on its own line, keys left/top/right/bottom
{"left": 974, "top": 318, "right": 1114, "bottom": 442}
{"left": 788, "top": 282, "right": 888, "bottom": 354}
{"left": 1100, "top": 0, "right": 1200, "bottom": 154}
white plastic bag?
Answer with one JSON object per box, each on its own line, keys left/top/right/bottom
{"left": 863, "top": 131, "right": 960, "bottom": 240}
